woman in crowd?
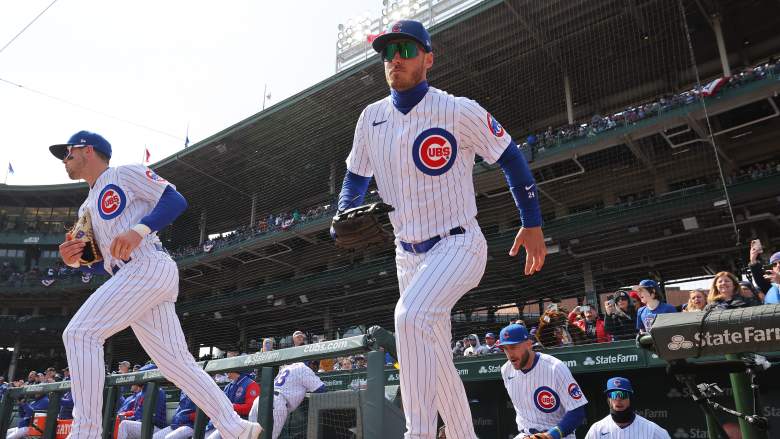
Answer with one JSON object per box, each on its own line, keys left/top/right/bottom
{"left": 704, "top": 271, "right": 753, "bottom": 311}
{"left": 683, "top": 289, "right": 707, "bottom": 312}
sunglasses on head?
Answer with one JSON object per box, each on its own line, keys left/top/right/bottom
{"left": 608, "top": 390, "right": 630, "bottom": 400}
{"left": 382, "top": 41, "right": 420, "bottom": 62}
{"left": 63, "top": 144, "right": 89, "bottom": 161}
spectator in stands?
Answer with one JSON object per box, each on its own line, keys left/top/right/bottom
{"left": 337, "top": 357, "right": 353, "bottom": 371}
{"left": 462, "top": 334, "right": 485, "bottom": 356}
{"left": 749, "top": 242, "right": 780, "bottom": 304}
{"left": 133, "top": 364, "right": 142, "bottom": 372}
{"left": 292, "top": 330, "right": 307, "bottom": 347}
{"left": 683, "top": 290, "right": 707, "bottom": 312}
{"left": 353, "top": 354, "right": 368, "bottom": 369}
{"left": 117, "top": 360, "right": 131, "bottom": 375}
{"left": 635, "top": 280, "right": 677, "bottom": 333}
{"left": 6, "top": 392, "right": 49, "bottom": 439}
{"left": 62, "top": 366, "right": 70, "bottom": 381}
{"left": 536, "top": 307, "right": 587, "bottom": 347}
{"left": 451, "top": 340, "right": 464, "bottom": 357}
{"left": 25, "top": 370, "right": 37, "bottom": 385}
{"left": 704, "top": 272, "right": 754, "bottom": 311}
{"left": 568, "top": 305, "right": 609, "bottom": 343}
{"left": 153, "top": 392, "right": 196, "bottom": 439}
{"left": 738, "top": 281, "right": 762, "bottom": 307}
{"left": 483, "top": 332, "right": 501, "bottom": 354}
{"left": 205, "top": 370, "right": 260, "bottom": 439}
{"left": 604, "top": 291, "right": 636, "bottom": 341}
{"left": 261, "top": 338, "right": 274, "bottom": 352}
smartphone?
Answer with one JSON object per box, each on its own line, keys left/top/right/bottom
{"left": 547, "top": 303, "right": 558, "bottom": 312}
{"left": 752, "top": 239, "right": 763, "bottom": 253}
{"left": 606, "top": 299, "right": 615, "bottom": 306}
{"left": 581, "top": 305, "right": 591, "bottom": 312}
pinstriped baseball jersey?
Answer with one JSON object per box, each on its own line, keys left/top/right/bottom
{"left": 273, "top": 362, "right": 325, "bottom": 410}
{"left": 585, "top": 414, "right": 670, "bottom": 438}
{"left": 77, "top": 164, "right": 171, "bottom": 273}
{"left": 501, "top": 353, "right": 588, "bottom": 438}
{"left": 345, "top": 87, "right": 511, "bottom": 242}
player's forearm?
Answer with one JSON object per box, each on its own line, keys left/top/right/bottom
{"left": 497, "top": 142, "right": 542, "bottom": 228}
{"left": 135, "top": 186, "right": 188, "bottom": 235}
{"left": 549, "top": 405, "right": 586, "bottom": 439}
{"left": 337, "top": 170, "right": 371, "bottom": 211}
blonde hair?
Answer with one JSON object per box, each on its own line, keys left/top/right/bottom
{"left": 708, "top": 272, "right": 740, "bottom": 303}
{"left": 685, "top": 290, "right": 706, "bottom": 312}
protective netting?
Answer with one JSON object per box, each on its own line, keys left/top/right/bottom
{"left": 2, "top": 0, "right": 780, "bottom": 376}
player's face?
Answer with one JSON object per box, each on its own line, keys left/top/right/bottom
{"left": 383, "top": 39, "right": 433, "bottom": 91}
{"left": 63, "top": 145, "right": 89, "bottom": 180}
{"left": 502, "top": 340, "right": 532, "bottom": 370}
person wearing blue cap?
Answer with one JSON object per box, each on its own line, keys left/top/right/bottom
{"left": 748, "top": 239, "right": 780, "bottom": 304}
{"left": 335, "top": 18, "right": 546, "bottom": 439}
{"left": 498, "top": 324, "right": 587, "bottom": 439}
{"left": 50, "top": 131, "right": 262, "bottom": 439}
{"left": 585, "top": 377, "right": 670, "bottom": 438}
{"left": 634, "top": 279, "right": 677, "bottom": 333}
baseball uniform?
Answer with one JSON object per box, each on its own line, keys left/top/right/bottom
{"left": 501, "top": 353, "right": 588, "bottom": 438}
{"left": 585, "top": 414, "right": 670, "bottom": 439}
{"left": 50, "top": 131, "right": 260, "bottom": 439}
{"left": 339, "top": 19, "right": 542, "bottom": 439}
{"left": 5, "top": 394, "right": 49, "bottom": 439}
{"left": 248, "top": 362, "right": 325, "bottom": 439}
{"left": 206, "top": 373, "right": 260, "bottom": 439}
{"left": 153, "top": 392, "right": 196, "bottom": 439}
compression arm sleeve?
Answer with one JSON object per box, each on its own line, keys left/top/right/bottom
{"left": 496, "top": 142, "right": 542, "bottom": 227}
{"left": 337, "top": 170, "right": 371, "bottom": 211}
{"left": 549, "top": 405, "right": 586, "bottom": 439}
{"left": 139, "top": 186, "right": 188, "bottom": 232}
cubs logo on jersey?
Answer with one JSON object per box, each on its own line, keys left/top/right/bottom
{"left": 412, "top": 127, "right": 458, "bottom": 176}
{"left": 97, "top": 184, "right": 126, "bottom": 220}
{"left": 486, "top": 113, "right": 505, "bottom": 137}
{"left": 145, "top": 169, "right": 167, "bottom": 184}
{"left": 533, "top": 386, "right": 560, "bottom": 413}
{"left": 568, "top": 383, "right": 583, "bottom": 400}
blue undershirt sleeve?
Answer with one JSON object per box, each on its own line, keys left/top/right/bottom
{"left": 496, "top": 141, "right": 542, "bottom": 227}
{"left": 550, "top": 405, "right": 586, "bottom": 438}
{"left": 313, "top": 385, "right": 326, "bottom": 393}
{"left": 79, "top": 264, "right": 109, "bottom": 276}
{"left": 337, "top": 170, "right": 371, "bottom": 211}
{"left": 139, "top": 185, "right": 188, "bottom": 232}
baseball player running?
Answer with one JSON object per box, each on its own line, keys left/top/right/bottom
{"left": 585, "top": 377, "right": 670, "bottom": 439}
{"left": 51, "top": 131, "right": 262, "bottom": 439}
{"left": 498, "top": 324, "right": 587, "bottom": 439}
{"left": 336, "top": 19, "right": 546, "bottom": 439}
{"left": 248, "top": 362, "right": 326, "bottom": 439}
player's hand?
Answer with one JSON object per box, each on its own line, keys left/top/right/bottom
{"left": 110, "top": 229, "right": 143, "bottom": 261}
{"left": 509, "top": 226, "right": 546, "bottom": 275}
{"left": 59, "top": 236, "right": 86, "bottom": 266}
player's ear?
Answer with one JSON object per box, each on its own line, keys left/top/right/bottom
{"left": 424, "top": 50, "right": 434, "bottom": 69}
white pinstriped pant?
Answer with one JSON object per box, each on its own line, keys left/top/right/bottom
{"left": 62, "top": 253, "right": 249, "bottom": 439}
{"left": 247, "top": 393, "right": 288, "bottom": 439}
{"left": 152, "top": 426, "right": 193, "bottom": 439}
{"left": 394, "top": 223, "right": 487, "bottom": 439}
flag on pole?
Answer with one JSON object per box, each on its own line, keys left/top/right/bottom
{"left": 144, "top": 148, "right": 151, "bottom": 163}
{"left": 7, "top": 162, "right": 14, "bottom": 175}
{"left": 185, "top": 135, "right": 190, "bottom": 148}
{"left": 700, "top": 76, "right": 729, "bottom": 97}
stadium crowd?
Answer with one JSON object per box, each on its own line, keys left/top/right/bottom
{"left": 521, "top": 57, "right": 779, "bottom": 154}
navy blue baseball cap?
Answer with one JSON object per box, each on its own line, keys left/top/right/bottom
{"left": 633, "top": 279, "right": 658, "bottom": 290}
{"left": 372, "top": 19, "right": 432, "bottom": 53}
{"left": 605, "top": 376, "right": 633, "bottom": 393}
{"left": 498, "top": 324, "right": 530, "bottom": 347}
{"left": 485, "top": 332, "right": 497, "bottom": 339}
{"left": 49, "top": 130, "right": 112, "bottom": 161}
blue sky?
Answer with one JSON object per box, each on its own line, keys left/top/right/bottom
{"left": 1, "top": 0, "right": 381, "bottom": 185}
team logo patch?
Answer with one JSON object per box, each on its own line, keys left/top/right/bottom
{"left": 411, "top": 127, "right": 458, "bottom": 176}
{"left": 145, "top": 169, "right": 167, "bottom": 183}
{"left": 486, "top": 113, "right": 505, "bottom": 137}
{"left": 568, "top": 383, "right": 583, "bottom": 400}
{"left": 249, "top": 389, "right": 257, "bottom": 397}
{"left": 97, "top": 184, "right": 126, "bottom": 220}
{"left": 392, "top": 22, "right": 402, "bottom": 32}
{"left": 533, "top": 386, "right": 560, "bottom": 413}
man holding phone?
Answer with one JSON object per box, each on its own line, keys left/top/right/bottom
{"left": 748, "top": 239, "right": 780, "bottom": 304}
{"left": 567, "top": 305, "right": 609, "bottom": 344}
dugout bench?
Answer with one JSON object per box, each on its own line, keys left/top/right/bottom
{"left": 0, "top": 326, "right": 400, "bottom": 439}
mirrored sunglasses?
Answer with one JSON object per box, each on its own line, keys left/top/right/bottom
{"left": 382, "top": 41, "right": 420, "bottom": 62}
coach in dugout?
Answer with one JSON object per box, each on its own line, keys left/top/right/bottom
{"left": 205, "top": 370, "right": 260, "bottom": 439}
{"left": 5, "top": 392, "right": 49, "bottom": 439}
{"left": 584, "top": 377, "right": 669, "bottom": 438}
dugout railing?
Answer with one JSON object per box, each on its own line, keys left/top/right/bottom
{"left": 0, "top": 326, "right": 397, "bottom": 439}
